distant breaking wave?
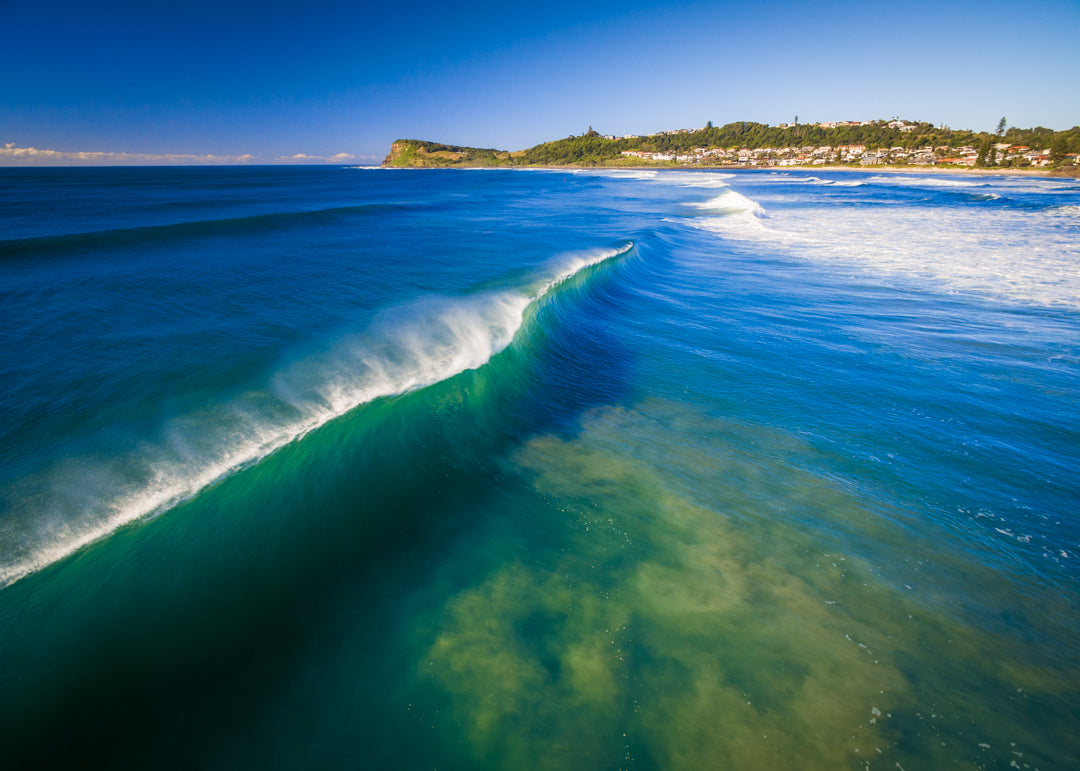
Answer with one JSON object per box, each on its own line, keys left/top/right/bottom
{"left": 866, "top": 175, "right": 983, "bottom": 188}
{"left": 0, "top": 203, "right": 410, "bottom": 252}
{"left": 766, "top": 175, "right": 865, "bottom": 187}
{"left": 685, "top": 189, "right": 767, "bottom": 217}
{"left": 678, "top": 175, "right": 1080, "bottom": 308}
{"left": 0, "top": 243, "right": 632, "bottom": 588}
{"left": 676, "top": 187, "right": 798, "bottom": 244}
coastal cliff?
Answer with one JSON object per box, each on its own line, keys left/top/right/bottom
{"left": 381, "top": 139, "right": 511, "bottom": 167}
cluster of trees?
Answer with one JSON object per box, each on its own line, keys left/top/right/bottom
{"left": 976, "top": 118, "right": 1080, "bottom": 167}
{"left": 607, "top": 120, "right": 1080, "bottom": 161}
{"left": 634, "top": 121, "right": 935, "bottom": 153}
{"left": 515, "top": 135, "right": 621, "bottom": 165}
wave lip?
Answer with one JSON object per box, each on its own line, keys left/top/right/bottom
{"left": 0, "top": 243, "right": 632, "bottom": 589}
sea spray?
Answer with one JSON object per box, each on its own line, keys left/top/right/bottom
{"left": 674, "top": 188, "right": 791, "bottom": 244}
{"left": 685, "top": 189, "right": 767, "bottom": 216}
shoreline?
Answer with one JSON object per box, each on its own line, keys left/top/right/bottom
{"left": 527, "top": 163, "right": 1078, "bottom": 179}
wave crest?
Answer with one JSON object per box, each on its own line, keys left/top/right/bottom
{"left": 686, "top": 189, "right": 766, "bottom": 217}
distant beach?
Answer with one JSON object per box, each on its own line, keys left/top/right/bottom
{"left": 536, "top": 163, "right": 1078, "bottom": 178}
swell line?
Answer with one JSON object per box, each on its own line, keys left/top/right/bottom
{"left": 0, "top": 242, "right": 633, "bottom": 589}
{"left": 0, "top": 202, "right": 413, "bottom": 260}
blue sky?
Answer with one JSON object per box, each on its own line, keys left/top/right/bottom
{"left": 2, "top": 0, "right": 1078, "bottom": 164}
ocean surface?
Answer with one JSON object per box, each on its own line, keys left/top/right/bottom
{"left": 1, "top": 165, "right": 1078, "bottom": 769}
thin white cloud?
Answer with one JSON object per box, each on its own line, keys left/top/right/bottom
{"left": 0, "top": 142, "right": 258, "bottom": 166}
{"left": 277, "top": 151, "right": 378, "bottom": 164}
{"left": 1, "top": 143, "right": 379, "bottom": 166}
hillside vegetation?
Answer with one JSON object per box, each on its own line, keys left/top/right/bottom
{"left": 383, "top": 121, "right": 1080, "bottom": 170}
{"left": 382, "top": 140, "right": 511, "bottom": 167}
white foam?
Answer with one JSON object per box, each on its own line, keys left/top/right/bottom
{"left": 686, "top": 189, "right": 766, "bottom": 217}
{"left": 569, "top": 169, "right": 659, "bottom": 181}
{"left": 0, "top": 244, "right": 631, "bottom": 588}
{"left": 665, "top": 184, "right": 777, "bottom": 243}
{"left": 685, "top": 178, "right": 1080, "bottom": 307}
{"left": 866, "top": 175, "right": 981, "bottom": 188}
{"left": 683, "top": 214, "right": 800, "bottom": 245}
{"left": 677, "top": 189, "right": 798, "bottom": 244}
{"left": 544, "top": 243, "right": 632, "bottom": 288}
{"left": 772, "top": 175, "right": 829, "bottom": 184}
{"left": 665, "top": 174, "right": 1079, "bottom": 307}
{"left": 783, "top": 176, "right": 865, "bottom": 187}
{"left": 653, "top": 171, "right": 737, "bottom": 188}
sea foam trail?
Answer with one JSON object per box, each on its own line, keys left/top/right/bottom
{"left": 0, "top": 243, "right": 632, "bottom": 589}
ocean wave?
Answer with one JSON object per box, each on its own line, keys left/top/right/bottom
{"left": 569, "top": 169, "right": 659, "bottom": 181}
{"left": 653, "top": 171, "right": 737, "bottom": 188}
{"left": 685, "top": 189, "right": 766, "bottom": 217}
{"left": 675, "top": 189, "right": 788, "bottom": 242}
{"left": 764, "top": 174, "right": 865, "bottom": 187}
{"left": 866, "top": 175, "right": 983, "bottom": 188}
{"left": 0, "top": 243, "right": 632, "bottom": 588}
{"left": 682, "top": 214, "right": 799, "bottom": 244}
{"left": 682, "top": 183, "right": 1080, "bottom": 307}
{"left": 0, "top": 203, "right": 405, "bottom": 259}
{"left": 769, "top": 174, "right": 828, "bottom": 184}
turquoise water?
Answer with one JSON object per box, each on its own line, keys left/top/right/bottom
{"left": 1, "top": 167, "right": 1079, "bottom": 769}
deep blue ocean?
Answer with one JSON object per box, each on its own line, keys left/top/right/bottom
{"left": 1, "top": 165, "right": 1079, "bottom": 769}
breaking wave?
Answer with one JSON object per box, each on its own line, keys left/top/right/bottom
{"left": 685, "top": 189, "right": 766, "bottom": 216}
{"left": 0, "top": 243, "right": 633, "bottom": 588}
{"left": 680, "top": 176, "right": 1080, "bottom": 308}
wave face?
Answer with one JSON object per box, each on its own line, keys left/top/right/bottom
{"left": 1, "top": 167, "right": 1079, "bottom": 771}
